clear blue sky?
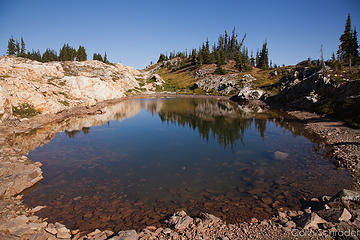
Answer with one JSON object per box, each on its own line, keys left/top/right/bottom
{"left": 1, "top": 0, "right": 359, "bottom": 69}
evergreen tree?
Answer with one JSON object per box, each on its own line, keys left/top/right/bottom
{"left": 15, "top": 40, "right": 20, "bottom": 56}
{"left": 235, "top": 51, "right": 243, "bottom": 72}
{"left": 258, "top": 41, "right": 269, "bottom": 69}
{"left": 7, "top": 37, "right": 16, "bottom": 56}
{"left": 250, "top": 51, "right": 255, "bottom": 66}
{"left": 28, "top": 49, "right": 42, "bottom": 62}
{"left": 93, "top": 53, "right": 103, "bottom": 62}
{"left": 352, "top": 26, "right": 359, "bottom": 63}
{"left": 190, "top": 49, "right": 197, "bottom": 65}
{"left": 59, "top": 44, "right": 76, "bottom": 61}
{"left": 76, "top": 45, "right": 87, "bottom": 61}
{"left": 338, "top": 14, "right": 355, "bottom": 70}
{"left": 20, "top": 37, "right": 26, "bottom": 57}
{"left": 255, "top": 50, "right": 259, "bottom": 67}
{"left": 103, "top": 52, "right": 109, "bottom": 63}
{"left": 42, "top": 48, "right": 58, "bottom": 62}
{"left": 224, "top": 30, "right": 228, "bottom": 55}
{"left": 230, "top": 27, "right": 237, "bottom": 58}
{"left": 203, "top": 38, "right": 211, "bottom": 64}
{"left": 157, "top": 53, "right": 167, "bottom": 63}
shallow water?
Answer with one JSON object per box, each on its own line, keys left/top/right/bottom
{"left": 21, "top": 98, "right": 352, "bottom": 232}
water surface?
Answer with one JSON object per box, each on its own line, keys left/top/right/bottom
{"left": 20, "top": 98, "right": 352, "bottom": 232}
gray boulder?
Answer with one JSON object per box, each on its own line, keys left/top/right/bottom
{"left": 232, "top": 86, "right": 267, "bottom": 102}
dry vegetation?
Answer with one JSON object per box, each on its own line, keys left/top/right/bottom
{"left": 157, "top": 59, "right": 293, "bottom": 96}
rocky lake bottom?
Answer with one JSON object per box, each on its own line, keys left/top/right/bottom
{"left": 16, "top": 98, "right": 352, "bottom": 233}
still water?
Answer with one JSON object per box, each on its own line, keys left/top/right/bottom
{"left": 21, "top": 98, "right": 352, "bottom": 232}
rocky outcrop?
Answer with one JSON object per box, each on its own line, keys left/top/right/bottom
{"left": 231, "top": 86, "right": 267, "bottom": 102}
{"left": 0, "top": 85, "right": 12, "bottom": 121}
{"left": 194, "top": 70, "right": 239, "bottom": 94}
{"left": 168, "top": 210, "right": 194, "bottom": 230}
{"left": 268, "top": 67, "right": 360, "bottom": 109}
{"left": 150, "top": 73, "right": 164, "bottom": 86}
{"left": 0, "top": 56, "right": 143, "bottom": 122}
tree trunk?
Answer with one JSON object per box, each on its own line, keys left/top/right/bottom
{"left": 349, "top": 55, "right": 352, "bottom": 73}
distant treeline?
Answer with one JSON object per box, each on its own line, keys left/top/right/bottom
{"left": 157, "top": 28, "right": 274, "bottom": 73}
{"left": 6, "top": 37, "right": 110, "bottom": 63}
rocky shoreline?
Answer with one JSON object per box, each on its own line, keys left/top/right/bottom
{"left": 0, "top": 94, "right": 359, "bottom": 239}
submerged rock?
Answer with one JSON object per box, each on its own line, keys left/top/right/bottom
{"left": 274, "top": 151, "right": 289, "bottom": 160}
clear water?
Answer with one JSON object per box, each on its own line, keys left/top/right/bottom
{"left": 21, "top": 98, "right": 352, "bottom": 232}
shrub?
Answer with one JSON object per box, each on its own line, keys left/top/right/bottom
{"left": 214, "top": 66, "right": 227, "bottom": 75}
{"left": 12, "top": 103, "right": 40, "bottom": 118}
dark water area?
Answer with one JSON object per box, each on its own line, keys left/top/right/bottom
{"left": 21, "top": 98, "right": 352, "bottom": 232}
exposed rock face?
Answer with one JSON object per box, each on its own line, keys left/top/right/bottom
{"left": 194, "top": 70, "right": 238, "bottom": 94}
{"left": 234, "top": 86, "right": 267, "bottom": 102}
{"left": 0, "top": 56, "right": 142, "bottom": 121}
{"left": 150, "top": 74, "right": 164, "bottom": 86}
{"left": 268, "top": 67, "right": 360, "bottom": 109}
{"left": 0, "top": 85, "right": 12, "bottom": 121}
{"left": 0, "top": 158, "right": 43, "bottom": 198}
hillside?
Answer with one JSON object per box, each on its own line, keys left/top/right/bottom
{"left": 152, "top": 58, "right": 360, "bottom": 127}
{"left": 154, "top": 58, "right": 293, "bottom": 96}
{"left": 0, "top": 56, "right": 158, "bottom": 123}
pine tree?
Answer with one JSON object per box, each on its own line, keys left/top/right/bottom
{"left": 59, "top": 44, "right": 69, "bottom": 61}
{"left": 59, "top": 44, "right": 76, "bottom": 61}
{"left": 258, "top": 41, "right": 269, "bottom": 69}
{"left": 235, "top": 51, "right": 243, "bottom": 72}
{"left": 230, "top": 27, "right": 237, "bottom": 58}
{"left": 93, "top": 53, "right": 103, "bottom": 62}
{"left": 103, "top": 52, "right": 109, "bottom": 63}
{"left": 15, "top": 40, "right": 20, "bottom": 56}
{"left": 190, "top": 49, "right": 197, "bottom": 65}
{"left": 157, "top": 53, "right": 167, "bottom": 63}
{"left": 224, "top": 30, "right": 228, "bottom": 55}
{"left": 338, "top": 14, "right": 355, "bottom": 70}
{"left": 352, "top": 26, "right": 359, "bottom": 63}
{"left": 20, "top": 37, "right": 26, "bottom": 57}
{"left": 203, "top": 38, "right": 211, "bottom": 64}
{"left": 250, "top": 51, "right": 255, "bottom": 66}
{"left": 76, "top": 45, "right": 87, "bottom": 61}
{"left": 255, "top": 50, "right": 259, "bottom": 68}
{"left": 42, "top": 48, "right": 58, "bottom": 62}
{"left": 7, "top": 37, "right": 16, "bottom": 56}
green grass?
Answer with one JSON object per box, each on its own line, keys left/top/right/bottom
{"left": 12, "top": 103, "right": 40, "bottom": 118}
{"left": 158, "top": 67, "right": 196, "bottom": 91}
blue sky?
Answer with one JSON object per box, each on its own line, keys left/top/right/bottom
{"left": 1, "top": 0, "right": 359, "bottom": 69}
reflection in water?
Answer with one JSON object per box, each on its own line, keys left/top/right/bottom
{"left": 15, "top": 98, "right": 352, "bottom": 233}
